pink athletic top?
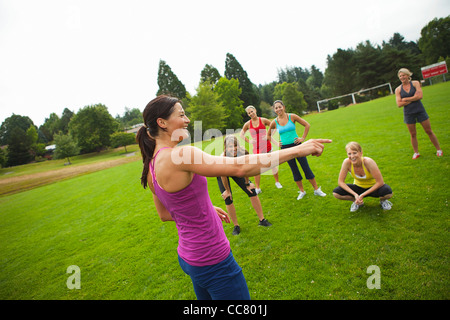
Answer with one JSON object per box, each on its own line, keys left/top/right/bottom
{"left": 150, "top": 147, "right": 230, "bottom": 266}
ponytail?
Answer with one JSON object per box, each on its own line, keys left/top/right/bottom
{"left": 136, "top": 125, "right": 156, "bottom": 189}
{"left": 137, "top": 95, "right": 180, "bottom": 189}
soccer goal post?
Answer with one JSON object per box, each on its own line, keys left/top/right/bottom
{"left": 316, "top": 82, "right": 393, "bottom": 112}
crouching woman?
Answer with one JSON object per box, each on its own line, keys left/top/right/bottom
{"left": 333, "top": 142, "right": 393, "bottom": 212}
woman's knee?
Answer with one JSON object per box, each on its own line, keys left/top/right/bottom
{"left": 333, "top": 192, "right": 341, "bottom": 199}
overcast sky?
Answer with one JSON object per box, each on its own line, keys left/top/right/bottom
{"left": 1, "top": 0, "right": 449, "bottom": 127}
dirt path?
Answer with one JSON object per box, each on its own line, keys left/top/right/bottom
{"left": 0, "top": 155, "right": 140, "bottom": 197}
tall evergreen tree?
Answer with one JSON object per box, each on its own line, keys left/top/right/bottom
{"left": 278, "top": 66, "right": 310, "bottom": 83}
{"left": 224, "top": 53, "right": 260, "bottom": 117}
{"left": 39, "top": 113, "right": 61, "bottom": 142}
{"left": 323, "top": 48, "right": 357, "bottom": 96}
{"left": 380, "top": 42, "right": 423, "bottom": 85}
{"left": 354, "top": 40, "right": 384, "bottom": 89}
{"left": 200, "top": 64, "right": 221, "bottom": 85}
{"left": 157, "top": 59, "right": 187, "bottom": 99}
{"left": 306, "top": 65, "right": 324, "bottom": 89}
{"left": 59, "top": 108, "right": 74, "bottom": 134}
{"left": 384, "top": 33, "right": 421, "bottom": 54}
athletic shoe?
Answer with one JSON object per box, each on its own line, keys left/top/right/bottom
{"left": 380, "top": 200, "right": 393, "bottom": 210}
{"left": 297, "top": 191, "right": 306, "bottom": 200}
{"left": 412, "top": 153, "right": 420, "bottom": 159}
{"left": 232, "top": 225, "right": 241, "bottom": 235}
{"left": 275, "top": 182, "right": 283, "bottom": 189}
{"left": 436, "top": 150, "right": 443, "bottom": 157}
{"left": 313, "top": 187, "right": 327, "bottom": 197}
{"left": 350, "top": 202, "right": 361, "bottom": 212}
{"left": 258, "top": 219, "right": 272, "bottom": 227}
{"left": 255, "top": 188, "right": 262, "bottom": 194}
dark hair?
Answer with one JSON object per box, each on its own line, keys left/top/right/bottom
{"left": 136, "top": 95, "right": 180, "bottom": 189}
{"left": 272, "top": 100, "right": 284, "bottom": 107}
{"left": 223, "top": 135, "right": 248, "bottom": 157}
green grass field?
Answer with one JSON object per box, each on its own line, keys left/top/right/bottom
{"left": 0, "top": 82, "right": 449, "bottom": 300}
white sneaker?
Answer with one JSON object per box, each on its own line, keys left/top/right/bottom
{"left": 297, "top": 191, "right": 306, "bottom": 200}
{"left": 275, "top": 182, "right": 283, "bottom": 189}
{"left": 255, "top": 188, "right": 262, "bottom": 195}
{"left": 380, "top": 200, "right": 393, "bottom": 210}
{"left": 436, "top": 150, "right": 443, "bottom": 157}
{"left": 350, "top": 202, "right": 360, "bottom": 212}
{"left": 412, "top": 153, "right": 420, "bottom": 160}
{"left": 313, "top": 186, "right": 326, "bottom": 197}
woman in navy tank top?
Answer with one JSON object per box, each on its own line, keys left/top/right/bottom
{"left": 395, "top": 68, "right": 442, "bottom": 159}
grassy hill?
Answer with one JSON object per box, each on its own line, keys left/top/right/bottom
{"left": 0, "top": 82, "right": 449, "bottom": 300}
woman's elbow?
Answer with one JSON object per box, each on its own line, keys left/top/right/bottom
{"left": 157, "top": 210, "right": 173, "bottom": 222}
{"left": 160, "top": 216, "right": 173, "bottom": 222}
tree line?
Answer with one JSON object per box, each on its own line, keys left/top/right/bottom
{"left": 0, "top": 106, "right": 137, "bottom": 167}
{"left": 158, "top": 16, "right": 449, "bottom": 128}
{"left": 0, "top": 16, "right": 448, "bottom": 167}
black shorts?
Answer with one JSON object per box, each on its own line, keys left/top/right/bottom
{"left": 333, "top": 184, "right": 392, "bottom": 198}
{"left": 404, "top": 110, "right": 429, "bottom": 124}
{"left": 217, "top": 176, "right": 257, "bottom": 205}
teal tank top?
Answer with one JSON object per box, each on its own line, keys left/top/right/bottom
{"left": 275, "top": 114, "right": 298, "bottom": 145}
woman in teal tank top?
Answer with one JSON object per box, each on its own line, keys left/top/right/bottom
{"left": 268, "top": 100, "right": 327, "bottom": 200}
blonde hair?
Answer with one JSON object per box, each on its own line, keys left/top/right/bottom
{"left": 245, "top": 105, "right": 256, "bottom": 112}
{"left": 398, "top": 68, "right": 413, "bottom": 80}
{"left": 345, "top": 141, "right": 362, "bottom": 153}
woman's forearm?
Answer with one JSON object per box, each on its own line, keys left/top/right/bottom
{"left": 236, "top": 140, "right": 328, "bottom": 177}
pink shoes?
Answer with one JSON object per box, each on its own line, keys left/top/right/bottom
{"left": 437, "top": 150, "right": 443, "bottom": 157}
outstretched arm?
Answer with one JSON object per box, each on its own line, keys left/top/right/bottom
{"left": 176, "top": 139, "right": 331, "bottom": 178}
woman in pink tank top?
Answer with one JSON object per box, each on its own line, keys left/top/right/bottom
{"left": 136, "top": 95, "right": 331, "bottom": 300}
